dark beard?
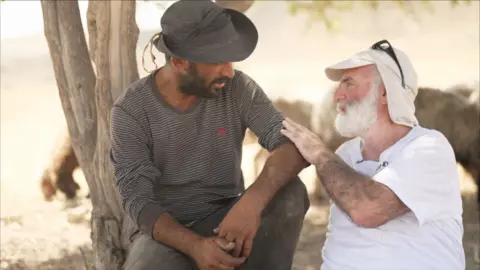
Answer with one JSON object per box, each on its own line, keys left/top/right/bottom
{"left": 178, "top": 64, "right": 230, "bottom": 98}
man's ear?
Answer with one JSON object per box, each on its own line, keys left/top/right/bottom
{"left": 379, "top": 84, "right": 388, "bottom": 105}
{"left": 170, "top": 56, "right": 189, "bottom": 73}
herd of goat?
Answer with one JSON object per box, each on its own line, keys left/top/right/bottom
{"left": 40, "top": 84, "right": 480, "bottom": 206}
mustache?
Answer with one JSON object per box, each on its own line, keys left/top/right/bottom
{"left": 336, "top": 100, "right": 355, "bottom": 112}
{"left": 210, "top": 77, "right": 230, "bottom": 86}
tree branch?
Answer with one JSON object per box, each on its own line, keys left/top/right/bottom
{"left": 111, "top": 0, "right": 139, "bottom": 102}
{"left": 87, "top": 0, "right": 140, "bottom": 223}
{"left": 86, "top": 0, "right": 98, "bottom": 64}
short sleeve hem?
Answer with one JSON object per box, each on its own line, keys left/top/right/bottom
{"left": 373, "top": 167, "right": 426, "bottom": 226}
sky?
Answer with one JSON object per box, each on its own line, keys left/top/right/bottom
{"left": 0, "top": 0, "right": 174, "bottom": 40}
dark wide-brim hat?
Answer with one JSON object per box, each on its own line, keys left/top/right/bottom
{"left": 153, "top": 0, "right": 258, "bottom": 64}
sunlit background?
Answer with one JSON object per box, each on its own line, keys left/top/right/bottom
{"left": 1, "top": 1, "right": 479, "bottom": 269}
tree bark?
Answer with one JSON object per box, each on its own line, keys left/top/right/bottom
{"left": 41, "top": 0, "right": 139, "bottom": 268}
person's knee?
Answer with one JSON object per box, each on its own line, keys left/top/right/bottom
{"left": 265, "top": 177, "right": 310, "bottom": 223}
{"left": 284, "top": 177, "right": 310, "bottom": 215}
{"left": 242, "top": 178, "right": 309, "bottom": 268}
{"left": 123, "top": 234, "right": 193, "bottom": 270}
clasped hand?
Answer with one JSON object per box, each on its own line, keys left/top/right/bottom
{"left": 191, "top": 236, "right": 245, "bottom": 270}
{"left": 191, "top": 193, "right": 262, "bottom": 269}
{"left": 214, "top": 192, "right": 262, "bottom": 259}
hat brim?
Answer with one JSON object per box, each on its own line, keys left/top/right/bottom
{"left": 324, "top": 56, "right": 375, "bottom": 81}
{"left": 154, "top": 8, "right": 258, "bottom": 64}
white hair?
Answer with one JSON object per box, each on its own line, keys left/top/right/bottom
{"left": 334, "top": 67, "right": 383, "bottom": 138}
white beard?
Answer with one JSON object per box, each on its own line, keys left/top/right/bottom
{"left": 334, "top": 84, "right": 379, "bottom": 138}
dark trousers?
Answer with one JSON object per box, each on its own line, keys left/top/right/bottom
{"left": 123, "top": 177, "right": 310, "bottom": 270}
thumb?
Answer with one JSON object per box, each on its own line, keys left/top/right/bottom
{"left": 214, "top": 237, "right": 235, "bottom": 251}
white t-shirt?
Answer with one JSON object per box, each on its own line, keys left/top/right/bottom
{"left": 320, "top": 126, "right": 465, "bottom": 270}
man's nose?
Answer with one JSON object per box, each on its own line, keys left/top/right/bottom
{"left": 333, "top": 87, "right": 346, "bottom": 104}
{"left": 221, "top": 62, "right": 235, "bottom": 78}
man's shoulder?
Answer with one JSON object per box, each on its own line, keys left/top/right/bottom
{"left": 112, "top": 74, "right": 152, "bottom": 110}
{"left": 229, "top": 69, "right": 259, "bottom": 91}
{"left": 402, "top": 126, "right": 454, "bottom": 157}
{"left": 227, "top": 69, "right": 271, "bottom": 107}
{"left": 232, "top": 69, "right": 248, "bottom": 81}
{"left": 392, "top": 126, "right": 458, "bottom": 173}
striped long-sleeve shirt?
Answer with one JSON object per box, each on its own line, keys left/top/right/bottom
{"left": 109, "top": 69, "right": 288, "bottom": 237}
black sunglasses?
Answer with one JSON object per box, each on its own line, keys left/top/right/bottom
{"left": 371, "top": 39, "right": 405, "bottom": 88}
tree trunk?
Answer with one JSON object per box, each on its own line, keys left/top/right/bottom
{"left": 41, "top": 0, "right": 139, "bottom": 268}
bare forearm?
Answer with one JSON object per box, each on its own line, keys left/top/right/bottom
{"left": 152, "top": 212, "right": 202, "bottom": 257}
{"left": 248, "top": 142, "right": 309, "bottom": 209}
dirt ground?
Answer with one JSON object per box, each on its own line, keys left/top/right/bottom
{"left": 1, "top": 162, "right": 479, "bottom": 270}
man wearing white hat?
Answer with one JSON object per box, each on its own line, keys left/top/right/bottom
{"left": 281, "top": 40, "right": 466, "bottom": 269}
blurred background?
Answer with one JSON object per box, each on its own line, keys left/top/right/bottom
{"left": 1, "top": 0, "right": 479, "bottom": 269}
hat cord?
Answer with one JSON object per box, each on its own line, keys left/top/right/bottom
{"left": 142, "top": 32, "right": 161, "bottom": 73}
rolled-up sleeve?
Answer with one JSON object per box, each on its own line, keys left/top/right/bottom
{"left": 109, "top": 105, "right": 166, "bottom": 237}
{"left": 232, "top": 71, "right": 289, "bottom": 152}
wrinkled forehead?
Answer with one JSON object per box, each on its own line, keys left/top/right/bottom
{"left": 338, "top": 65, "right": 381, "bottom": 99}
{"left": 340, "top": 65, "right": 376, "bottom": 82}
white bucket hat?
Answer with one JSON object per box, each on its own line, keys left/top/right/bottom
{"left": 324, "top": 40, "right": 419, "bottom": 128}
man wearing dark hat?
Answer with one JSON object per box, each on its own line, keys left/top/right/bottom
{"left": 109, "top": 1, "right": 310, "bottom": 269}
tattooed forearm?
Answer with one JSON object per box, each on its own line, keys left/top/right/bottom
{"left": 314, "top": 150, "right": 409, "bottom": 227}
{"left": 315, "top": 154, "right": 372, "bottom": 214}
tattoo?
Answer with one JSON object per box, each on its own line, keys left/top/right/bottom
{"left": 315, "top": 150, "right": 409, "bottom": 227}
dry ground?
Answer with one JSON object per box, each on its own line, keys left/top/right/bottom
{"left": 1, "top": 155, "right": 479, "bottom": 270}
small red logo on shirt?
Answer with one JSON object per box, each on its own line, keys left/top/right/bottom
{"left": 217, "top": 128, "right": 227, "bottom": 136}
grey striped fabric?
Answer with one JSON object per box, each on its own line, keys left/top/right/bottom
{"left": 109, "top": 69, "right": 288, "bottom": 237}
